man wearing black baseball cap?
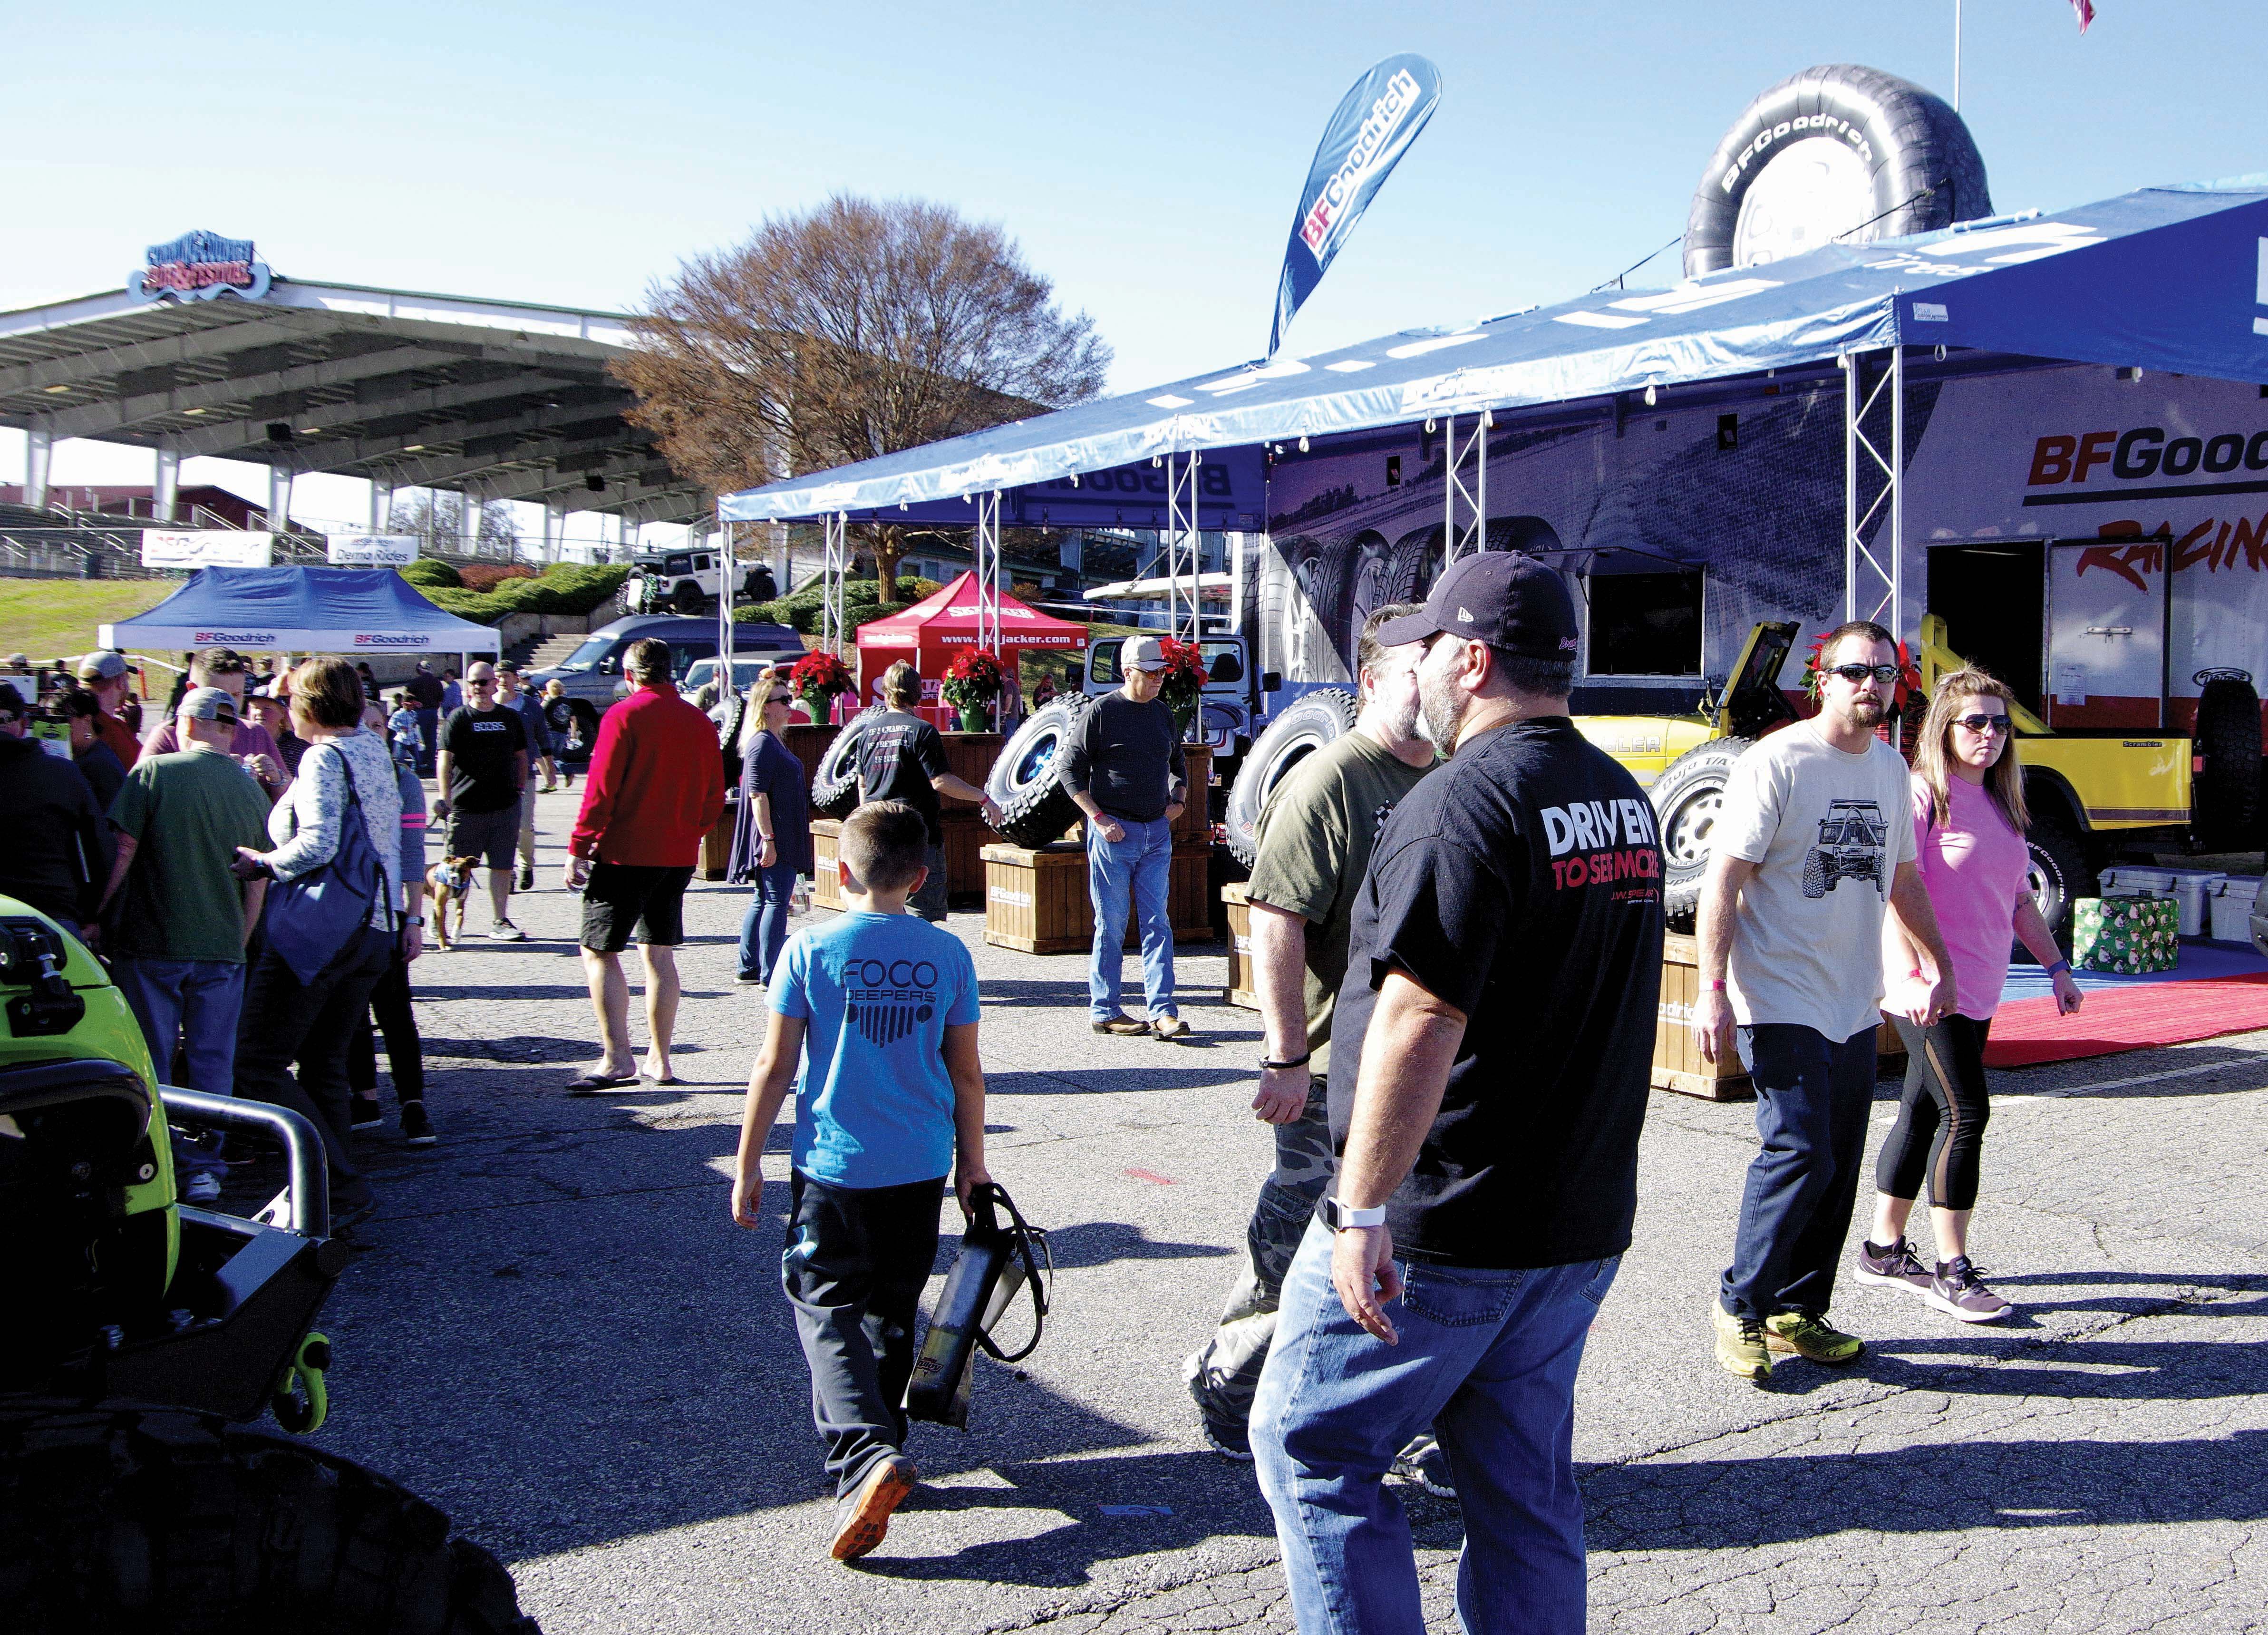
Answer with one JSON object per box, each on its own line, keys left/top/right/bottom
{"left": 1250, "top": 551, "right": 1666, "bottom": 1633}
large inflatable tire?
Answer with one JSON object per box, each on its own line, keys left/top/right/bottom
{"left": 1685, "top": 64, "right": 1991, "bottom": 278}
{"left": 987, "top": 696, "right": 1094, "bottom": 849}
{"left": 1223, "top": 688, "right": 1362, "bottom": 867}
{"left": 1652, "top": 737, "right": 1755, "bottom": 931}
{"left": 811, "top": 710, "right": 876, "bottom": 819}
{"left": 2192, "top": 674, "right": 2262, "bottom": 850}
{"left": 0, "top": 1406, "right": 537, "bottom": 1635}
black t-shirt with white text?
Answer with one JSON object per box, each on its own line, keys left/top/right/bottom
{"left": 1328, "top": 717, "right": 1665, "bottom": 1268}
{"left": 856, "top": 709, "right": 948, "bottom": 843}
{"left": 441, "top": 705, "right": 528, "bottom": 813}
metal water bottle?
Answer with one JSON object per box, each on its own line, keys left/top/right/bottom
{"left": 905, "top": 1185, "right": 1029, "bottom": 1428}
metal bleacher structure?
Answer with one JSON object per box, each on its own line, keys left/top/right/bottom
{"left": 0, "top": 241, "right": 711, "bottom": 583}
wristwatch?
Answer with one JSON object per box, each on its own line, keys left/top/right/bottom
{"left": 1320, "top": 1197, "right": 1387, "bottom": 1231}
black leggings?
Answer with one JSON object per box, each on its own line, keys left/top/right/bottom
{"left": 346, "top": 952, "right": 424, "bottom": 1105}
{"left": 1876, "top": 1014, "right": 1992, "bottom": 1212}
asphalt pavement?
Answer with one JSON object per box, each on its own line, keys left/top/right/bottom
{"left": 275, "top": 785, "right": 2268, "bottom": 1634}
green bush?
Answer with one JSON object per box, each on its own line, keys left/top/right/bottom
{"left": 397, "top": 559, "right": 460, "bottom": 589}
{"left": 735, "top": 575, "right": 940, "bottom": 634}
{"left": 410, "top": 563, "right": 630, "bottom": 625}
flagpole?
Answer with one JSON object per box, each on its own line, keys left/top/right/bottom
{"left": 1953, "top": 0, "right": 1962, "bottom": 111}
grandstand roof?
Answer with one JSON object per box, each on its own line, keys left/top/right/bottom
{"left": 0, "top": 267, "right": 703, "bottom": 525}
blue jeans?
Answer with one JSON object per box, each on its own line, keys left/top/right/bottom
{"left": 1719, "top": 1022, "right": 1877, "bottom": 1321}
{"left": 1253, "top": 1220, "right": 1620, "bottom": 1635}
{"left": 1087, "top": 815, "right": 1174, "bottom": 1022}
{"left": 737, "top": 859, "right": 799, "bottom": 982}
{"left": 114, "top": 956, "right": 246, "bottom": 1182}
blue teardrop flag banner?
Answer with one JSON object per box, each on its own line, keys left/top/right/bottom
{"left": 1269, "top": 54, "right": 1442, "bottom": 357}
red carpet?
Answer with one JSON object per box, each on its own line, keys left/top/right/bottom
{"left": 1982, "top": 972, "right": 2268, "bottom": 1067}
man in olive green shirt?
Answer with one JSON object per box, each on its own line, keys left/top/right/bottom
{"left": 1184, "top": 606, "right": 1434, "bottom": 1458}
{"left": 99, "top": 687, "right": 273, "bottom": 1201}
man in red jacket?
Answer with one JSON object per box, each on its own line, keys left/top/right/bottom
{"left": 563, "top": 637, "right": 725, "bottom": 1092}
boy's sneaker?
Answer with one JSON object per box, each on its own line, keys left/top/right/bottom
{"left": 1855, "top": 1236, "right": 1934, "bottom": 1295}
{"left": 830, "top": 1454, "right": 916, "bottom": 1562}
{"left": 1389, "top": 1432, "right": 1457, "bottom": 1498}
{"left": 1151, "top": 1015, "right": 1192, "bottom": 1042}
{"left": 1926, "top": 1256, "right": 2012, "bottom": 1323}
{"left": 400, "top": 1100, "right": 436, "bottom": 1146}
{"left": 488, "top": 920, "right": 526, "bottom": 942}
{"left": 1764, "top": 1309, "right": 1864, "bottom": 1364}
{"left": 1711, "top": 1302, "right": 1772, "bottom": 1382}
{"left": 349, "top": 1094, "right": 384, "bottom": 1129}
{"left": 181, "top": 1171, "right": 223, "bottom": 1204}
{"left": 1091, "top": 1014, "right": 1148, "bottom": 1036}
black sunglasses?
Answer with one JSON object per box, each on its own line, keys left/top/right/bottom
{"left": 1954, "top": 712, "right": 2012, "bottom": 734}
{"left": 1828, "top": 662, "right": 1900, "bottom": 685}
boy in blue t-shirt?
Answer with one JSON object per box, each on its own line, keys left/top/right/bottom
{"left": 731, "top": 799, "right": 989, "bottom": 1562}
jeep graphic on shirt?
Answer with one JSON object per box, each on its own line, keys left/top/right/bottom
{"left": 1801, "top": 799, "right": 1888, "bottom": 898}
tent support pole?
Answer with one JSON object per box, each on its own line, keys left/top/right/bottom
{"left": 974, "top": 490, "right": 1003, "bottom": 725}
{"left": 1162, "top": 451, "right": 1202, "bottom": 642}
{"left": 1444, "top": 411, "right": 1490, "bottom": 562}
{"left": 1842, "top": 347, "right": 1903, "bottom": 633}
{"left": 716, "top": 513, "right": 732, "bottom": 704}
{"left": 822, "top": 512, "right": 849, "bottom": 662}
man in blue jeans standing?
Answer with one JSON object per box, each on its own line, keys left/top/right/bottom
{"left": 1063, "top": 635, "right": 1191, "bottom": 1041}
{"left": 1251, "top": 553, "right": 1663, "bottom": 1633}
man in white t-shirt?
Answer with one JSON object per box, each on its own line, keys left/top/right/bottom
{"left": 1694, "top": 620, "right": 1953, "bottom": 1383}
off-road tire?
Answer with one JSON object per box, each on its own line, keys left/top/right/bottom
{"left": 0, "top": 1405, "right": 538, "bottom": 1635}
{"left": 987, "top": 696, "right": 1094, "bottom": 849}
{"left": 2191, "top": 675, "right": 2262, "bottom": 850}
{"left": 1652, "top": 737, "right": 1755, "bottom": 931}
{"left": 1685, "top": 63, "right": 1991, "bottom": 279}
{"left": 669, "top": 581, "right": 704, "bottom": 616}
{"left": 2023, "top": 812, "right": 2095, "bottom": 954}
{"left": 1801, "top": 848, "right": 1829, "bottom": 899}
{"left": 811, "top": 710, "right": 875, "bottom": 819}
{"left": 1222, "top": 688, "right": 1361, "bottom": 867}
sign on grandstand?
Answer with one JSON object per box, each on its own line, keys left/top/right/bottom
{"left": 328, "top": 534, "right": 420, "bottom": 566}
{"left": 141, "top": 530, "right": 275, "bottom": 569}
{"left": 129, "top": 230, "right": 273, "bottom": 304}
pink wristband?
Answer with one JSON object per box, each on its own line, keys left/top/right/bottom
{"left": 1704, "top": 980, "right": 1727, "bottom": 992}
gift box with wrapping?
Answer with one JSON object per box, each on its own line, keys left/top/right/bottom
{"left": 2073, "top": 894, "right": 2180, "bottom": 974}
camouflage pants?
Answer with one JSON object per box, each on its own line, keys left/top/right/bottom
{"left": 1184, "top": 1076, "right": 1335, "bottom": 1432}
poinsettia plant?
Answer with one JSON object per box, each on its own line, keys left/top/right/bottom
{"left": 940, "top": 647, "right": 1009, "bottom": 709}
{"left": 1155, "top": 636, "right": 1209, "bottom": 716}
{"left": 787, "top": 649, "right": 853, "bottom": 716}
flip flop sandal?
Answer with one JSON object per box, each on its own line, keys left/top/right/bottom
{"left": 563, "top": 1073, "right": 639, "bottom": 1095}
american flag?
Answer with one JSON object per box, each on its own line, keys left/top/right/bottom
{"left": 2070, "top": 0, "right": 2095, "bottom": 32}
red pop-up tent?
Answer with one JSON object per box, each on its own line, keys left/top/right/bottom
{"left": 854, "top": 571, "right": 1087, "bottom": 715}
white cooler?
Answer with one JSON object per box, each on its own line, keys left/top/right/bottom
{"left": 2212, "top": 876, "right": 2264, "bottom": 943}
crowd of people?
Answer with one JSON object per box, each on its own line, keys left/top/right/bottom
{"left": 1, "top": 564, "right": 2088, "bottom": 1622}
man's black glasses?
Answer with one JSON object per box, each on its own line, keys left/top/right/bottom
{"left": 1828, "top": 662, "right": 1900, "bottom": 685}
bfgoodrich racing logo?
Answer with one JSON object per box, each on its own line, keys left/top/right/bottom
{"left": 194, "top": 630, "right": 275, "bottom": 645}
{"left": 355, "top": 633, "right": 433, "bottom": 647}
{"left": 2025, "top": 425, "right": 2268, "bottom": 506}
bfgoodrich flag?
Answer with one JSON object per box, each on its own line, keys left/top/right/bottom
{"left": 1269, "top": 54, "right": 1442, "bottom": 357}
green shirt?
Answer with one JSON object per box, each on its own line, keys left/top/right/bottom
{"left": 1244, "top": 730, "right": 1433, "bottom": 1072}
{"left": 107, "top": 748, "right": 274, "bottom": 963}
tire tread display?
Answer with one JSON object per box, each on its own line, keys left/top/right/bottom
{"left": 1652, "top": 737, "right": 1755, "bottom": 931}
{"left": 811, "top": 709, "right": 876, "bottom": 819}
{"left": 0, "top": 1407, "right": 538, "bottom": 1634}
{"left": 1223, "top": 688, "right": 1361, "bottom": 867}
{"left": 987, "top": 696, "right": 1094, "bottom": 849}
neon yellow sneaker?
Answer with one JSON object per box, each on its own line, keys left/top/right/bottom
{"left": 1711, "top": 1302, "right": 1772, "bottom": 1382}
{"left": 1764, "top": 1309, "right": 1863, "bottom": 1364}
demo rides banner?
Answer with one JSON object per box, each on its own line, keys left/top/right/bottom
{"left": 1268, "top": 54, "right": 1441, "bottom": 358}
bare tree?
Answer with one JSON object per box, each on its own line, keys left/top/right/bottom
{"left": 387, "top": 491, "right": 521, "bottom": 556}
{"left": 615, "top": 195, "right": 1110, "bottom": 586}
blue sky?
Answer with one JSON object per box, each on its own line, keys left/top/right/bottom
{"left": 7, "top": 0, "right": 2262, "bottom": 522}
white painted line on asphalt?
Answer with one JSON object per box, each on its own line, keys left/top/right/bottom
{"left": 1997, "top": 1054, "right": 2267, "bottom": 1103}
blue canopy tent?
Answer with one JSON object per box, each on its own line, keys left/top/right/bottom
{"left": 721, "top": 178, "right": 2268, "bottom": 528}
{"left": 99, "top": 564, "right": 501, "bottom": 655}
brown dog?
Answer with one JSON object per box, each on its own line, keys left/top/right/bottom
{"left": 426, "top": 856, "right": 478, "bottom": 949}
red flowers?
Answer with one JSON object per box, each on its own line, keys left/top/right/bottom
{"left": 941, "top": 648, "right": 1008, "bottom": 708}
{"left": 788, "top": 649, "right": 853, "bottom": 714}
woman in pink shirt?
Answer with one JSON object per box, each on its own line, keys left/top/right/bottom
{"left": 1857, "top": 668, "right": 2082, "bottom": 1322}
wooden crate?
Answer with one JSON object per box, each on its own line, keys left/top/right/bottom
{"left": 940, "top": 806, "right": 989, "bottom": 904}
{"left": 781, "top": 723, "right": 840, "bottom": 805}
{"left": 1221, "top": 882, "right": 1259, "bottom": 1010}
{"left": 811, "top": 818, "right": 843, "bottom": 913}
{"left": 981, "top": 839, "right": 1214, "bottom": 954}
{"left": 941, "top": 731, "right": 1002, "bottom": 789}
{"left": 700, "top": 804, "right": 735, "bottom": 882}
{"left": 1655, "top": 932, "right": 1903, "bottom": 1100}
{"left": 1175, "top": 745, "right": 1212, "bottom": 846}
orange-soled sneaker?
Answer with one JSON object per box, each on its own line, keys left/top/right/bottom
{"left": 829, "top": 1455, "right": 916, "bottom": 1562}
